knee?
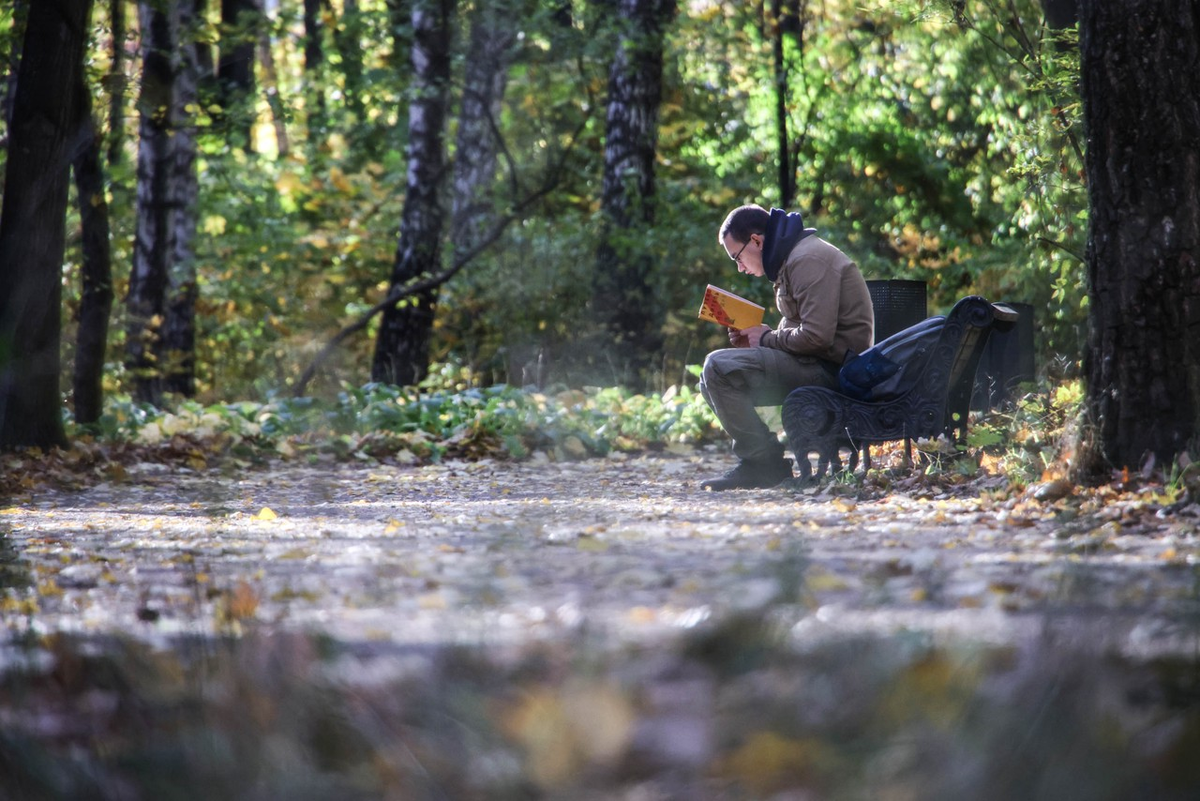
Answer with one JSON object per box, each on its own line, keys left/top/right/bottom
{"left": 699, "top": 350, "right": 726, "bottom": 394}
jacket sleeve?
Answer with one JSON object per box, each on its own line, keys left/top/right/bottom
{"left": 760, "top": 256, "right": 842, "bottom": 358}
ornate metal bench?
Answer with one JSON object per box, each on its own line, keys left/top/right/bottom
{"left": 781, "top": 296, "right": 1018, "bottom": 480}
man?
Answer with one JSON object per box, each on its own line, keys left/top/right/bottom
{"left": 699, "top": 204, "right": 874, "bottom": 490}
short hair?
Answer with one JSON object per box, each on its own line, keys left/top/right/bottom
{"left": 719, "top": 204, "right": 770, "bottom": 247}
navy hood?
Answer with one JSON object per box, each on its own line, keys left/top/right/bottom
{"left": 760, "top": 208, "right": 817, "bottom": 281}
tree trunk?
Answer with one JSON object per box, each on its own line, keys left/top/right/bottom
{"left": 1076, "top": 0, "right": 1200, "bottom": 477}
{"left": 333, "top": 0, "right": 366, "bottom": 127}
{"left": 72, "top": 88, "right": 115, "bottom": 426}
{"left": 591, "top": 0, "right": 676, "bottom": 387}
{"left": 258, "top": 14, "right": 289, "bottom": 157}
{"left": 372, "top": 0, "right": 454, "bottom": 387}
{"left": 128, "top": 0, "right": 199, "bottom": 405}
{"left": 772, "top": 0, "right": 804, "bottom": 208}
{"left": 106, "top": 0, "right": 127, "bottom": 165}
{"left": 452, "top": 3, "right": 515, "bottom": 264}
{"left": 771, "top": 0, "right": 791, "bottom": 207}
{"left": 0, "top": 0, "right": 91, "bottom": 449}
{"left": 218, "top": 0, "right": 258, "bottom": 151}
{"left": 302, "top": 0, "right": 327, "bottom": 151}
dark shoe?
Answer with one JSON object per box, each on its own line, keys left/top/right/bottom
{"left": 701, "top": 458, "right": 793, "bottom": 491}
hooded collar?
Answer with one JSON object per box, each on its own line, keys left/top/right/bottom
{"left": 760, "top": 208, "right": 817, "bottom": 281}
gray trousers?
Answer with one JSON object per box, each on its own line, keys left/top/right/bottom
{"left": 699, "top": 347, "right": 838, "bottom": 463}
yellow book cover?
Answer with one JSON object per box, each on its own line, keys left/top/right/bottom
{"left": 698, "top": 284, "right": 766, "bottom": 329}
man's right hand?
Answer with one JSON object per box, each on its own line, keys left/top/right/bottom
{"left": 728, "top": 327, "right": 751, "bottom": 348}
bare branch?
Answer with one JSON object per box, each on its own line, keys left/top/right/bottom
{"left": 292, "top": 111, "right": 591, "bottom": 397}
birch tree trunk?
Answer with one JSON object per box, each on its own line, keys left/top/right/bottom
{"left": 1076, "top": 0, "right": 1200, "bottom": 476}
{"left": 128, "top": 0, "right": 199, "bottom": 405}
{"left": 451, "top": 3, "right": 515, "bottom": 278}
{"left": 371, "top": 0, "right": 454, "bottom": 387}
{"left": 0, "top": 0, "right": 91, "bottom": 448}
{"left": 592, "top": 0, "right": 676, "bottom": 388}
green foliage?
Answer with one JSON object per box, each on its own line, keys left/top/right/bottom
{"left": 77, "top": 365, "right": 723, "bottom": 466}
{"left": 968, "top": 378, "right": 1085, "bottom": 487}
{"left": 32, "top": 0, "right": 1091, "bottom": 420}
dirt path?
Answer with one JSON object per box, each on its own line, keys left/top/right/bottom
{"left": 4, "top": 451, "right": 1200, "bottom": 798}
{"left": 5, "top": 450, "right": 1199, "bottom": 657}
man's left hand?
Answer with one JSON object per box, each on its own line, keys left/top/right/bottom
{"left": 733, "top": 324, "right": 772, "bottom": 348}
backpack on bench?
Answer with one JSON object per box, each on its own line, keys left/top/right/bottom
{"left": 838, "top": 315, "right": 945, "bottom": 402}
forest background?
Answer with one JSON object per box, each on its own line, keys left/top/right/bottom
{"left": 0, "top": 0, "right": 1086, "bottom": 440}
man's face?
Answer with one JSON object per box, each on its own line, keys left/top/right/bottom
{"left": 723, "top": 233, "right": 764, "bottom": 277}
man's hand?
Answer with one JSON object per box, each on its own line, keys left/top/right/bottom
{"left": 729, "top": 324, "right": 771, "bottom": 348}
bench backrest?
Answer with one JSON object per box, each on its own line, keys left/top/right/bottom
{"left": 838, "top": 295, "right": 1007, "bottom": 440}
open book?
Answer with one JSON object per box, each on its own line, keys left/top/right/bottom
{"left": 697, "top": 284, "right": 766, "bottom": 329}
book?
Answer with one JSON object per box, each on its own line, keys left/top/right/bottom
{"left": 697, "top": 284, "right": 766, "bottom": 329}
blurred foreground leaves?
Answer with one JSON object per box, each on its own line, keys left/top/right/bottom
{"left": 2, "top": 625, "right": 1199, "bottom": 799}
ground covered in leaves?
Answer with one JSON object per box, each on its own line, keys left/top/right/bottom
{"left": 3, "top": 448, "right": 1200, "bottom": 799}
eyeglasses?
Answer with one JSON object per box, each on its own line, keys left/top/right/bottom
{"left": 729, "top": 237, "right": 752, "bottom": 263}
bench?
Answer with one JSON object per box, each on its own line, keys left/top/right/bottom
{"left": 781, "top": 295, "right": 1018, "bottom": 481}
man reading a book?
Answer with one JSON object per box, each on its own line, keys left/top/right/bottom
{"left": 699, "top": 204, "right": 874, "bottom": 490}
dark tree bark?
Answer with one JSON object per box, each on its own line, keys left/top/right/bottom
{"left": 105, "top": 0, "right": 127, "bottom": 165}
{"left": 371, "top": 0, "right": 454, "bottom": 387}
{"left": 194, "top": 0, "right": 215, "bottom": 88}
{"left": 72, "top": 86, "right": 115, "bottom": 426}
{"left": 333, "top": 0, "right": 367, "bottom": 126}
{"left": 0, "top": 0, "right": 91, "bottom": 449}
{"left": 128, "top": 0, "right": 200, "bottom": 405}
{"left": 218, "top": 0, "right": 258, "bottom": 151}
{"left": 1041, "top": 0, "right": 1078, "bottom": 29}
{"left": 1076, "top": 1, "right": 1200, "bottom": 477}
{"left": 591, "top": 0, "right": 676, "bottom": 387}
{"left": 771, "top": 0, "right": 804, "bottom": 208}
{"left": 302, "top": 0, "right": 327, "bottom": 148}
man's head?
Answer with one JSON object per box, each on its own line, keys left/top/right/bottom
{"left": 719, "top": 204, "right": 770, "bottom": 277}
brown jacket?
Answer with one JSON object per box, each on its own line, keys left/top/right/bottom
{"left": 759, "top": 235, "right": 874, "bottom": 364}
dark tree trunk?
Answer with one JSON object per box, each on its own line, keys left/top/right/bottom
{"left": 302, "top": 0, "right": 327, "bottom": 148}
{"left": 1042, "top": 0, "right": 1078, "bottom": 29}
{"left": 0, "top": 0, "right": 91, "bottom": 449}
{"left": 771, "top": 0, "right": 791, "bottom": 207}
{"left": 1076, "top": 0, "right": 1200, "bottom": 477}
{"left": 385, "top": 0, "right": 412, "bottom": 70}
{"left": 333, "top": 0, "right": 366, "bottom": 126}
{"left": 194, "top": 0, "right": 215, "bottom": 89}
{"left": 772, "top": 0, "right": 804, "bottom": 208}
{"left": 128, "top": 0, "right": 200, "bottom": 405}
{"left": 72, "top": 91, "right": 115, "bottom": 426}
{"left": 106, "top": 0, "right": 127, "bottom": 165}
{"left": 372, "top": 0, "right": 454, "bottom": 387}
{"left": 592, "top": 0, "right": 676, "bottom": 387}
{"left": 218, "top": 0, "right": 258, "bottom": 151}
